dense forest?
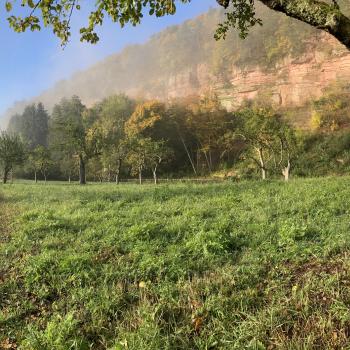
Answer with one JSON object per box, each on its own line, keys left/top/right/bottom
{"left": 2, "top": 79, "right": 350, "bottom": 184}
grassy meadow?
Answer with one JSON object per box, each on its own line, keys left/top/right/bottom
{"left": 1, "top": 178, "right": 350, "bottom": 349}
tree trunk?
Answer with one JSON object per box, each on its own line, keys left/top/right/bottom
{"left": 139, "top": 167, "right": 142, "bottom": 185}
{"left": 116, "top": 159, "right": 122, "bottom": 185}
{"left": 3, "top": 167, "right": 10, "bottom": 184}
{"left": 197, "top": 149, "right": 200, "bottom": 172}
{"left": 79, "top": 155, "right": 86, "bottom": 185}
{"left": 203, "top": 151, "right": 212, "bottom": 174}
{"left": 68, "top": 174, "right": 71, "bottom": 183}
{"left": 256, "top": 0, "right": 350, "bottom": 49}
{"left": 34, "top": 170, "right": 37, "bottom": 183}
{"left": 179, "top": 132, "right": 197, "bottom": 175}
{"left": 257, "top": 147, "right": 267, "bottom": 180}
{"left": 209, "top": 149, "right": 213, "bottom": 170}
{"left": 282, "top": 160, "right": 291, "bottom": 182}
{"left": 44, "top": 174, "right": 47, "bottom": 183}
{"left": 153, "top": 167, "right": 158, "bottom": 185}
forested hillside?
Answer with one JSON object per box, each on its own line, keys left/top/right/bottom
{"left": 2, "top": 3, "right": 350, "bottom": 126}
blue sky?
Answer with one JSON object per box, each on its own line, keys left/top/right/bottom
{"left": 0, "top": 0, "right": 216, "bottom": 118}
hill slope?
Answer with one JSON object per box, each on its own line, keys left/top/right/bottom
{"left": 2, "top": 5, "right": 350, "bottom": 126}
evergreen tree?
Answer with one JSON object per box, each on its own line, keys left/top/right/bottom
{"left": 8, "top": 103, "right": 49, "bottom": 149}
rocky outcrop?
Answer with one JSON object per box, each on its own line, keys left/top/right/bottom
{"left": 156, "top": 34, "right": 350, "bottom": 111}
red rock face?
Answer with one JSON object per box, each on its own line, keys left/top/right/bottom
{"left": 153, "top": 34, "right": 350, "bottom": 110}
{"left": 227, "top": 52, "right": 350, "bottom": 109}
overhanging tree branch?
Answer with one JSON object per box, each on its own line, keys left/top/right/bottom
{"left": 256, "top": 0, "right": 350, "bottom": 48}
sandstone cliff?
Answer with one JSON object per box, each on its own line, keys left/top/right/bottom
{"left": 150, "top": 34, "right": 350, "bottom": 112}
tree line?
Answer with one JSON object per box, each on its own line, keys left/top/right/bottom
{"left": 2, "top": 89, "right": 350, "bottom": 185}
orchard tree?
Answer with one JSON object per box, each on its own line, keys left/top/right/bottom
{"left": 93, "top": 94, "right": 135, "bottom": 184}
{"left": 4, "top": 0, "right": 350, "bottom": 49}
{"left": 28, "top": 145, "right": 43, "bottom": 182}
{"left": 235, "top": 108, "right": 298, "bottom": 180}
{"left": 59, "top": 153, "right": 77, "bottom": 183}
{"left": 50, "top": 96, "right": 101, "bottom": 185}
{"left": 28, "top": 145, "right": 53, "bottom": 182}
{"left": 235, "top": 108, "right": 281, "bottom": 180}
{"left": 146, "top": 140, "right": 172, "bottom": 184}
{"left": 126, "top": 137, "right": 171, "bottom": 185}
{"left": 0, "top": 132, "right": 25, "bottom": 184}
{"left": 126, "top": 138, "right": 148, "bottom": 185}
{"left": 274, "top": 124, "right": 298, "bottom": 181}
{"left": 33, "top": 146, "right": 52, "bottom": 182}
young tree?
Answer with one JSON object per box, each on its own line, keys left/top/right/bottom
{"left": 28, "top": 145, "right": 53, "bottom": 183}
{"left": 126, "top": 138, "right": 148, "bottom": 185}
{"left": 37, "top": 146, "right": 52, "bottom": 183}
{"left": 126, "top": 138, "right": 172, "bottom": 185}
{"left": 0, "top": 132, "right": 25, "bottom": 184}
{"left": 28, "top": 147, "right": 40, "bottom": 183}
{"left": 273, "top": 124, "right": 298, "bottom": 181}
{"left": 234, "top": 107, "right": 298, "bottom": 180}
{"left": 146, "top": 140, "right": 172, "bottom": 184}
{"left": 236, "top": 108, "right": 282, "bottom": 180}
{"left": 59, "top": 154, "right": 77, "bottom": 183}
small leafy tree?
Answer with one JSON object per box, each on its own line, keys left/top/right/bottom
{"left": 29, "top": 145, "right": 52, "bottom": 182}
{"left": 274, "top": 125, "right": 298, "bottom": 181}
{"left": 59, "top": 154, "right": 77, "bottom": 183}
{"left": 126, "top": 138, "right": 148, "bottom": 185}
{"left": 0, "top": 132, "right": 25, "bottom": 184}
{"left": 234, "top": 108, "right": 298, "bottom": 181}
{"left": 28, "top": 149, "right": 40, "bottom": 183}
{"left": 235, "top": 108, "right": 281, "bottom": 180}
{"left": 145, "top": 140, "right": 172, "bottom": 184}
{"left": 126, "top": 137, "right": 171, "bottom": 184}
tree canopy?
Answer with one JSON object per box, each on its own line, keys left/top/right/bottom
{"left": 4, "top": 0, "right": 350, "bottom": 49}
{"left": 0, "top": 132, "right": 25, "bottom": 183}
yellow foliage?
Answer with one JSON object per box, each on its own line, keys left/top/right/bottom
{"left": 311, "top": 111, "right": 322, "bottom": 130}
{"left": 125, "top": 100, "right": 165, "bottom": 137}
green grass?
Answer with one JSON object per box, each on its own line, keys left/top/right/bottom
{"left": 1, "top": 178, "right": 350, "bottom": 349}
